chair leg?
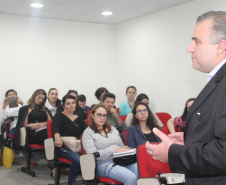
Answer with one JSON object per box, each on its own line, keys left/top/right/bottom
{"left": 55, "top": 166, "right": 60, "bottom": 185}
{"left": 21, "top": 150, "right": 35, "bottom": 177}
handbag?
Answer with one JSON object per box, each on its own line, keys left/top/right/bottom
{"left": 113, "top": 148, "right": 137, "bottom": 166}
{"left": 61, "top": 136, "right": 81, "bottom": 153}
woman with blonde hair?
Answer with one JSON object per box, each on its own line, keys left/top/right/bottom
{"left": 13, "top": 89, "right": 52, "bottom": 165}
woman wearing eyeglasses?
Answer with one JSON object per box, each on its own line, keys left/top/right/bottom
{"left": 126, "top": 102, "right": 161, "bottom": 149}
{"left": 82, "top": 104, "right": 138, "bottom": 185}
{"left": 52, "top": 94, "right": 87, "bottom": 185}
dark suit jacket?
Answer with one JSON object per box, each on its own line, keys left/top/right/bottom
{"left": 168, "top": 62, "right": 226, "bottom": 185}
{"left": 126, "top": 124, "right": 161, "bottom": 148}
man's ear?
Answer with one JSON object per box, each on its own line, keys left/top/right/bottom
{"left": 217, "top": 39, "right": 226, "bottom": 55}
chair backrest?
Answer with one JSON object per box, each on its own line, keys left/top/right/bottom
{"left": 156, "top": 112, "right": 171, "bottom": 127}
{"left": 85, "top": 119, "right": 88, "bottom": 126}
{"left": 81, "top": 135, "right": 87, "bottom": 154}
{"left": 161, "top": 126, "right": 170, "bottom": 135}
{"left": 137, "top": 144, "right": 171, "bottom": 178}
{"left": 47, "top": 120, "right": 53, "bottom": 138}
{"left": 87, "top": 110, "right": 91, "bottom": 118}
{"left": 116, "top": 108, "right": 119, "bottom": 113}
{"left": 121, "top": 115, "right": 127, "bottom": 122}
{"left": 123, "top": 130, "right": 127, "bottom": 145}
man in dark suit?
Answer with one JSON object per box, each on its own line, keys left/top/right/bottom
{"left": 146, "top": 11, "right": 226, "bottom": 184}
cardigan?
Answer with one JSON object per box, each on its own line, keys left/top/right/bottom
{"left": 13, "top": 105, "right": 52, "bottom": 149}
{"left": 126, "top": 124, "right": 161, "bottom": 149}
{"left": 82, "top": 126, "right": 124, "bottom": 164}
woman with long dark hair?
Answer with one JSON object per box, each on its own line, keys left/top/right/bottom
{"left": 126, "top": 102, "right": 161, "bottom": 149}
{"left": 167, "top": 98, "right": 195, "bottom": 133}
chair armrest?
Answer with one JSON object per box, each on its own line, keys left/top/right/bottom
{"left": 137, "top": 178, "right": 161, "bottom": 185}
{"left": 44, "top": 138, "right": 55, "bottom": 160}
{"left": 20, "top": 127, "right": 26, "bottom": 146}
{"left": 80, "top": 153, "right": 97, "bottom": 180}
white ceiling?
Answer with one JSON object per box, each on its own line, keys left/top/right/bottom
{"left": 0, "top": 0, "right": 194, "bottom": 24}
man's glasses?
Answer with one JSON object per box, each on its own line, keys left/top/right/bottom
{"left": 136, "top": 109, "right": 148, "bottom": 114}
{"left": 95, "top": 113, "right": 107, "bottom": 118}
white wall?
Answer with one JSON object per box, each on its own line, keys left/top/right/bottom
{"left": 0, "top": 14, "right": 116, "bottom": 106}
{"left": 0, "top": 0, "right": 225, "bottom": 117}
{"left": 115, "top": 0, "right": 226, "bottom": 117}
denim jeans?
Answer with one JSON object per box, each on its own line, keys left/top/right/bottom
{"left": 97, "top": 158, "right": 138, "bottom": 185}
{"left": 57, "top": 146, "right": 80, "bottom": 185}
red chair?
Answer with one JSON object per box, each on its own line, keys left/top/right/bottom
{"left": 161, "top": 126, "right": 170, "bottom": 135}
{"left": 87, "top": 110, "right": 91, "bottom": 118}
{"left": 137, "top": 143, "right": 171, "bottom": 178}
{"left": 46, "top": 120, "right": 72, "bottom": 185}
{"left": 21, "top": 120, "right": 51, "bottom": 177}
{"left": 116, "top": 108, "right": 120, "bottom": 114}
{"left": 123, "top": 130, "right": 127, "bottom": 145}
{"left": 85, "top": 119, "right": 88, "bottom": 126}
{"left": 156, "top": 112, "right": 172, "bottom": 127}
{"left": 120, "top": 115, "right": 127, "bottom": 122}
{"left": 80, "top": 136, "right": 123, "bottom": 185}
{"left": 1, "top": 117, "right": 14, "bottom": 148}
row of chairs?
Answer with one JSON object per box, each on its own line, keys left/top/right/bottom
{"left": 1, "top": 112, "right": 176, "bottom": 185}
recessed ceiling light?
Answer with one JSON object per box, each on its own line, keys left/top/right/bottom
{"left": 101, "top": 11, "right": 113, "bottom": 16}
{"left": 31, "top": 3, "right": 43, "bottom": 8}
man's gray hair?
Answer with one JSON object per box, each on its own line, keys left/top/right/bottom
{"left": 196, "top": 11, "right": 226, "bottom": 44}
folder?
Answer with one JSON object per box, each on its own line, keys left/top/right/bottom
{"left": 3, "top": 147, "right": 14, "bottom": 169}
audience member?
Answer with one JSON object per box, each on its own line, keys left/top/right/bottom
{"left": 46, "top": 88, "right": 62, "bottom": 116}
{"left": 167, "top": 98, "right": 195, "bottom": 134}
{"left": 125, "top": 93, "right": 163, "bottom": 127}
{"left": 52, "top": 95, "right": 86, "bottom": 184}
{"left": 56, "top": 90, "right": 86, "bottom": 120}
{"left": 13, "top": 89, "right": 52, "bottom": 165}
{"left": 77, "top": 94, "right": 90, "bottom": 119}
{"left": 90, "top": 87, "right": 109, "bottom": 109}
{"left": 0, "top": 89, "right": 23, "bottom": 135}
{"left": 82, "top": 104, "right": 138, "bottom": 185}
{"left": 101, "top": 92, "right": 127, "bottom": 134}
{"left": 126, "top": 102, "right": 161, "bottom": 149}
{"left": 120, "top": 86, "right": 137, "bottom": 116}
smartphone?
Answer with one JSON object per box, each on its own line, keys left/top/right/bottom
{"left": 8, "top": 97, "right": 18, "bottom": 108}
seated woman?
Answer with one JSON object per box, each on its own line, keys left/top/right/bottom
{"left": 56, "top": 90, "right": 86, "bottom": 120}
{"left": 13, "top": 89, "right": 52, "bottom": 165}
{"left": 125, "top": 93, "right": 163, "bottom": 127}
{"left": 167, "top": 98, "right": 195, "bottom": 134}
{"left": 126, "top": 102, "right": 161, "bottom": 149}
{"left": 90, "top": 87, "right": 109, "bottom": 110}
{"left": 52, "top": 94, "right": 87, "bottom": 185}
{"left": 45, "top": 88, "right": 62, "bottom": 116}
{"left": 0, "top": 89, "right": 23, "bottom": 135}
{"left": 82, "top": 104, "right": 138, "bottom": 185}
{"left": 120, "top": 86, "right": 137, "bottom": 116}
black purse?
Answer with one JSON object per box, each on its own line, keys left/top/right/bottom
{"left": 113, "top": 154, "right": 137, "bottom": 166}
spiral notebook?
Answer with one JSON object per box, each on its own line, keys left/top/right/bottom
{"left": 113, "top": 148, "right": 136, "bottom": 158}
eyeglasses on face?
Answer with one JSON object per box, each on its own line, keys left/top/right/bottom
{"left": 136, "top": 109, "right": 148, "bottom": 114}
{"left": 95, "top": 113, "right": 107, "bottom": 118}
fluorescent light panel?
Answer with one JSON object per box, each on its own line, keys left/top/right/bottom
{"left": 101, "top": 11, "right": 113, "bottom": 16}
{"left": 31, "top": 3, "right": 43, "bottom": 8}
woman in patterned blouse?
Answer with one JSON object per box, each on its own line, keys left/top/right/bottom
{"left": 82, "top": 104, "right": 138, "bottom": 185}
